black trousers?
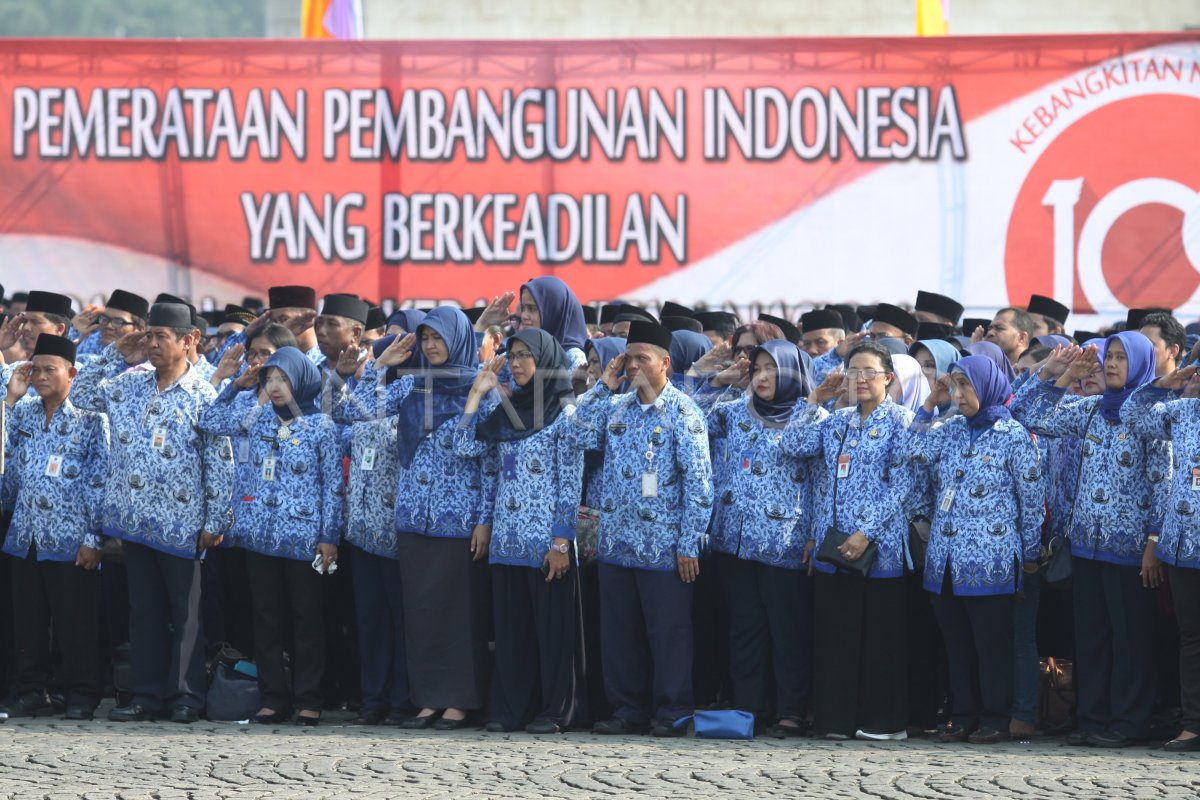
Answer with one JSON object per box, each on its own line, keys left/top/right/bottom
{"left": 716, "top": 554, "right": 811, "bottom": 720}
{"left": 812, "top": 572, "right": 907, "bottom": 737}
{"left": 692, "top": 554, "right": 729, "bottom": 707}
{"left": 122, "top": 540, "right": 206, "bottom": 712}
{"left": 598, "top": 563, "right": 693, "bottom": 726}
{"left": 907, "top": 571, "right": 947, "bottom": 729}
{"left": 10, "top": 551, "right": 102, "bottom": 707}
{"left": 490, "top": 561, "right": 581, "bottom": 731}
{"left": 244, "top": 550, "right": 326, "bottom": 713}
{"left": 929, "top": 577, "right": 1014, "bottom": 733}
{"left": 320, "top": 543, "right": 360, "bottom": 709}
{"left": 351, "top": 545, "right": 410, "bottom": 715}
{"left": 578, "top": 563, "right": 610, "bottom": 724}
{"left": 1072, "top": 555, "right": 1156, "bottom": 738}
{"left": 1169, "top": 565, "right": 1200, "bottom": 735}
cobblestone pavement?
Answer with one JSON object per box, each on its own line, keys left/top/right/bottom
{"left": 2, "top": 706, "right": 1198, "bottom": 799}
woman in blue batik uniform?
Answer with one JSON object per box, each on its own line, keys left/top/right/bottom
{"left": 908, "top": 355, "right": 1044, "bottom": 743}
{"left": 457, "top": 328, "right": 585, "bottom": 734}
{"left": 708, "top": 339, "right": 815, "bottom": 737}
{"left": 200, "top": 346, "right": 343, "bottom": 727}
{"left": 348, "top": 307, "right": 491, "bottom": 731}
{"left": 781, "top": 341, "right": 914, "bottom": 741}
{"left": 1011, "top": 332, "right": 1166, "bottom": 747}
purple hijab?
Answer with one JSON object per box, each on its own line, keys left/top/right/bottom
{"left": 952, "top": 355, "right": 1013, "bottom": 431}
{"left": 968, "top": 341, "right": 1017, "bottom": 383}
{"left": 1099, "top": 330, "right": 1155, "bottom": 423}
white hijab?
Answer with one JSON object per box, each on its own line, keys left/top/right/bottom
{"left": 889, "top": 353, "right": 931, "bottom": 413}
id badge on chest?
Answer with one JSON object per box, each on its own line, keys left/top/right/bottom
{"left": 836, "top": 454, "right": 851, "bottom": 479}
{"left": 642, "top": 471, "right": 658, "bottom": 498}
{"left": 361, "top": 447, "right": 377, "bottom": 472}
{"left": 150, "top": 425, "right": 168, "bottom": 451}
{"left": 1192, "top": 468, "right": 1200, "bottom": 492}
{"left": 261, "top": 456, "right": 277, "bottom": 482}
{"left": 237, "top": 439, "right": 250, "bottom": 462}
{"left": 45, "top": 454, "right": 63, "bottom": 478}
{"left": 502, "top": 453, "right": 517, "bottom": 481}
{"left": 940, "top": 487, "right": 956, "bottom": 512}
{"left": 740, "top": 449, "right": 753, "bottom": 471}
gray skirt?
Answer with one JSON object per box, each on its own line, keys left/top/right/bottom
{"left": 396, "top": 532, "right": 491, "bottom": 710}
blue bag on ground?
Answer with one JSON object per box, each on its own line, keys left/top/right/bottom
{"left": 206, "top": 661, "right": 261, "bottom": 721}
{"left": 673, "top": 710, "right": 755, "bottom": 739}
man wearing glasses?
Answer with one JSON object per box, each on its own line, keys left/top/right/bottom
{"left": 72, "top": 290, "right": 150, "bottom": 361}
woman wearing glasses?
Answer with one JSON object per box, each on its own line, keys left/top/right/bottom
{"left": 690, "top": 320, "right": 786, "bottom": 413}
{"left": 782, "top": 341, "right": 916, "bottom": 741}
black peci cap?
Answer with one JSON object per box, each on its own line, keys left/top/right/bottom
{"left": 599, "top": 303, "right": 624, "bottom": 326}
{"left": 25, "top": 291, "right": 73, "bottom": 319}
{"left": 32, "top": 333, "right": 76, "bottom": 363}
{"left": 242, "top": 296, "right": 265, "bottom": 312}
{"left": 856, "top": 305, "right": 878, "bottom": 323}
{"left": 1073, "top": 330, "right": 1101, "bottom": 344}
{"left": 269, "top": 285, "right": 317, "bottom": 311}
{"left": 916, "top": 321, "right": 955, "bottom": 341}
{"left": 661, "top": 315, "right": 703, "bottom": 333}
{"left": 614, "top": 304, "right": 658, "bottom": 325}
{"left": 692, "top": 310, "right": 739, "bottom": 333}
{"left": 320, "top": 294, "right": 369, "bottom": 325}
{"left": 1027, "top": 294, "right": 1070, "bottom": 325}
{"left": 106, "top": 289, "right": 150, "bottom": 321}
{"left": 582, "top": 306, "right": 598, "bottom": 326}
{"left": 1127, "top": 307, "right": 1170, "bottom": 330}
{"left": 759, "top": 314, "right": 801, "bottom": 345}
{"left": 626, "top": 320, "right": 673, "bottom": 352}
{"left": 365, "top": 306, "right": 387, "bottom": 331}
{"left": 870, "top": 303, "right": 919, "bottom": 338}
{"left": 223, "top": 304, "right": 257, "bottom": 326}
{"left": 915, "top": 291, "right": 964, "bottom": 324}
{"left": 463, "top": 307, "right": 487, "bottom": 325}
{"left": 148, "top": 302, "right": 194, "bottom": 329}
{"left": 962, "top": 318, "right": 991, "bottom": 336}
{"left": 659, "top": 301, "right": 695, "bottom": 319}
{"left": 801, "top": 309, "right": 846, "bottom": 333}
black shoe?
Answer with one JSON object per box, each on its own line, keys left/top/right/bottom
{"left": 485, "top": 721, "right": 507, "bottom": 733}
{"left": 381, "top": 712, "right": 409, "bottom": 727}
{"left": 298, "top": 712, "right": 321, "bottom": 728}
{"left": 767, "top": 721, "right": 807, "bottom": 739}
{"left": 401, "top": 712, "right": 441, "bottom": 730}
{"left": 1088, "top": 730, "right": 1138, "bottom": 748}
{"left": 592, "top": 717, "right": 651, "bottom": 736}
{"left": 525, "top": 719, "right": 563, "bottom": 734}
{"left": 252, "top": 709, "right": 293, "bottom": 725}
{"left": 48, "top": 693, "right": 67, "bottom": 715}
{"left": 108, "top": 703, "right": 158, "bottom": 722}
{"left": 432, "top": 715, "right": 471, "bottom": 731}
{"left": 170, "top": 706, "right": 201, "bottom": 724}
{"left": 63, "top": 705, "right": 94, "bottom": 721}
{"left": 1164, "top": 735, "right": 1200, "bottom": 752}
{"left": 651, "top": 721, "right": 687, "bottom": 738}
{"left": 352, "top": 708, "right": 389, "bottom": 726}
{"left": 0, "top": 692, "right": 53, "bottom": 719}
{"left": 1066, "top": 730, "right": 1094, "bottom": 746}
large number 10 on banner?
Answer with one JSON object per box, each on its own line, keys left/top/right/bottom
{"left": 1, "top": 34, "right": 1198, "bottom": 323}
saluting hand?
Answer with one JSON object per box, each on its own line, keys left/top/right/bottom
{"left": 0, "top": 314, "right": 26, "bottom": 352}
{"left": 601, "top": 353, "right": 626, "bottom": 392}
{"left": 282, "top": 309, "right": 317, "bottom": 337}
{"left": 335, "top": 345, "right": 367, "bottom": 378}
{"left": 233, "top": 363, "right": 262, "bottom": 391}
{"left": 809, "top": 368, "right": 844, "bottom": 405}
{"left": 475, "top": 292, "right": 515, "bottom": 332}
{"left": 115, "top": 330, "right": 149, "bottom": 364}
{"left": 1062, "top": 345, "right": 1101, "bottom": 381}
{"left": 212, "top": 343, "right": 245, "bottom": 385}
{"left": 1040, "top": 345, "right": 1075, "bottom": 379}
{"left": 6, "top": 362, "right": 32, "bottom": 403}
{"left": 374, "top": 332, "right": 417, "bottom": 368}
{"left": 925, "top": 374, "right": 952, "bottom": 411}
{"left": 692, "top": 341, "right": 731, "bottom": 374}
{"left": 1157, "top": 365, "right": 1198, "bottom": 392}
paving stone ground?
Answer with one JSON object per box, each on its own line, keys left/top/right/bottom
{"left": 2, "top": 705, "right": 1198, "bottom": 799}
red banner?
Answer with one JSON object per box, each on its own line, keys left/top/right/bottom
{"left": 2, "top": 35, "right": 1198, "bottom": 323}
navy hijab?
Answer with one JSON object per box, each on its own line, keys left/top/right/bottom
{"left": 522, "top": 276, "right": 589, "bottom": 353}
{"left": 395, "top": 307, "right": 478, "bottom": 467}
{"left": 968, "top": 341, "right": 1017, "bottom": 383}
{"left": 669, "top": 330, "right": 712, "bottom": 391}
{"left": 586, "top": 337, "right": 627, "bottom": 374}
{"left": 261, "top": 346, "right": 323, "bottom": 419}
{"left": 477, "top": 328, "right": 576, "bottom": 443}
{"left": 1099, "top": 330, "right": 1155, "bottom": 423}
{"left": 749, "top": 340, "right": 813, "bottom": 425}
{"left": 951, "top": 355, "right": 1013, "bottom": 431}
{"left": 387, "top": 308, "right": 426, "bottom": 334}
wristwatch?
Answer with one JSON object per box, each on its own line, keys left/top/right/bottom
{"left": 550, "top": 541, "right": 570, "bottom": 554}
{"left": 1148, "top": 534, "right": 1160, "bottom": 543}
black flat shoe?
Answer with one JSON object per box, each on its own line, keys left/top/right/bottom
{"left": 63, "top": 705, "right": 94, "bottom": 721}
{"left": 1088, "top": 730, "right": 1138, "bottom": 748}
{"left": 298, "top": 713, "right": 321, "bottom": 728}
{"left": 485, "top": 721, "right": 507, "bottom": 733}
{"left": 1066, "top": 730, "right": 1094, "bottom": 746}
{"left": 352, "top": 708, "right": 389, "bottom": 726}
{"left": 767, "top": 721, "right": 806, "bottom": 739}
{"left": 592, "top": 717, "right": 651, "bottom": 736}
{"left": 401, "top": 712, "right": 441, "bottom": 730}
{"left": 252, "top": 709, "right": 293, "bottom": 725}
{"left": 0, "top": 692, "right": 53, "bottom": 719}
{"left": 381, "top": 712, "right": 409, "bottom": 727}
{"left": 651, "top": 721, "right": 687, "bottom": 738}
{"left": 108, "top": 703, "right": 159, "bottom": 722}
{"left": 432, "top": 715, "right": 471, "bottom": 730}
{"left": 525, "top": 719, "right": 562, "bottom": 734}
{"left": 170, "top": 706, "right": 201, "bottom": 724}
{"left": 1164, "top": 736, "right": 1200, "bottom": 752}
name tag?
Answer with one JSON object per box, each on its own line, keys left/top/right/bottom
{"left": 1192, "top": 468, "right": 1200, "bottom": 492}
{"left": 836, "top": 454, "right": 851, "bottom": 479}
{"left": 261, "top": 457, "right": 276, "bottom": 482}
{"left": 502, "top": 453, "right": 517, "bottom": 481}
{"left": 45, "top": 454, "right": 63, "bottom": 478}
{"left": 740, "top": 449, "right": 753, "bottom": 471}
{"left": 642, "top": 472, "right": 658, "bottom": 498}
{"left": 361, "top": 447, "right": 376, "bottom": 472}
{"left": 237, "top": 439, "right": 250, "bottom": 462}
{"left": 151, "top": 425, "right": 168, "bottom": 451}
{"left": 940, "top": 487, "right": 956, "bottom": 513}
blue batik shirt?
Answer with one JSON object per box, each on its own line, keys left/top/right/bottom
{"left": 200, "top": 385, "right": 344, "bottom": 560}
{"left": 781, "top": 399, "right": 915, "bottom": 579}
{"left": 707, "top": 398, "right": 813, "bottom": 570}
{"left": 1, "top": 396, "right": 110, "bottom": 561}
{"left": 566, "top": 381, "right": 714, "bottom": 571}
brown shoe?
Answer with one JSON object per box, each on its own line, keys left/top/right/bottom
{"left": 968, "top": 727, "right": 1010, "bottom": 744}
{"left": 1009, "top": 719, "right": 1037, "bottom": 738}
{"left": 937, "top": 723, "right": 970, "bottom": 743}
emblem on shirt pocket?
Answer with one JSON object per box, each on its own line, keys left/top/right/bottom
{"left": 622, "top": 466, "right": 635, "bottom": 480}
{"left": 117, "top": 431, "right": 132, "bottom": 445}
{"left": 602, "top": 500, "right": 616, "bottom": 513}
{"left": 637, "top": 508, "right": 657, "bottom": 522}
{"left": 608, "top": 422, "right": 628, "bottom": 436}
{"left": 751, "top": 461, "right": 767, "bottom": 476}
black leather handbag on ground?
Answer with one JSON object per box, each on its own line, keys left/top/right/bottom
{"left": 817, "top": 527, "right": 878, "bottom": 577}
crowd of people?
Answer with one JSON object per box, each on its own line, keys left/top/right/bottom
{"left": 0, "top": 280, "right": 1196, "bottom": 752}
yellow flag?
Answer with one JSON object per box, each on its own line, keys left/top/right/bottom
{"left": 916, "top": 0, "right": 949, "bottom": 36}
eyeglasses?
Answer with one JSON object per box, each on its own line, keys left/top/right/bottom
{"left": 247, "top": 349, "right": 275, "bottom": 362}
{"left": 97, "top": 315, "right": 138, "bottom": 329}
{"left": 732, "top": 345, "right": 756, "bottom": 357}
{"left": 845, "top": 368, "right": 888, "bottom": 380}
{"left": 508, "top": 350, "right": 535, "bottom": 362}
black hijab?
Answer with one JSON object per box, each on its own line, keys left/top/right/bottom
{"left": 476, "top": 328, "right": 576, "bottom": 443}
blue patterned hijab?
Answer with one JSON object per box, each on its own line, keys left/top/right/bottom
{"left": 749, "top": 340, "right": 813, "bottom": 425}
{"left": 951, "top": 355, "right": 1013, "bottom": 431}
{"left": 262, "top": 346, "right": 323, "bottom": 418}
{"left": 1099, "top": 330, "right": 1155, "bottom": 423}
{"left": 522, "top": 276, "right": 589, "bottom": 352}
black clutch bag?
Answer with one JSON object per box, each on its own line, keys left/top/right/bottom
{"left": 816, "top": 527, "right": 878, "bottom": 578}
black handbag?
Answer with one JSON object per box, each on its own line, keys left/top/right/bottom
{"left": 817, "top": 527, "right": 878, "bottom": 577}
{"left": 1040, "top": 407, "right": 1095, "bottom": 585}
{"left": 815, "top": 418, "right": 878, "bottom": 578}
{"left": 908, "top": 516, "right": 931, "bottom": 573}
